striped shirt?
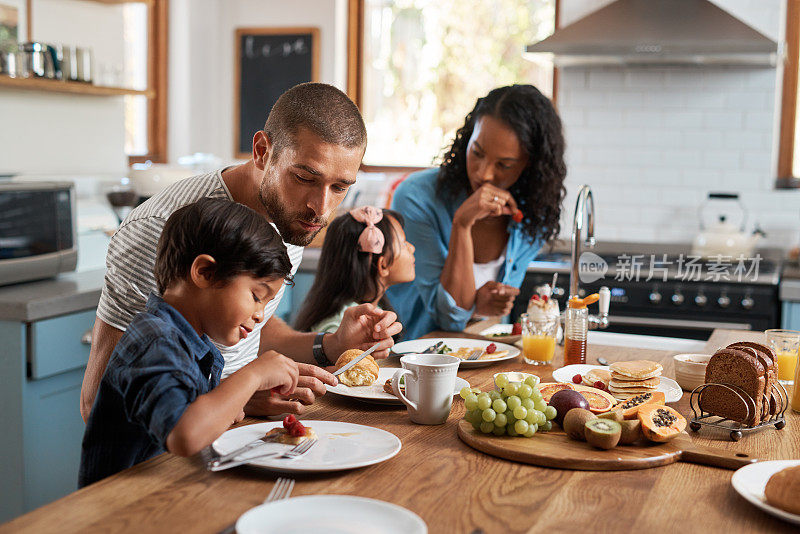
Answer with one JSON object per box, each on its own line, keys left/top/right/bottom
{"left": 97, "top": 169, "right": 304, "bottom": 378}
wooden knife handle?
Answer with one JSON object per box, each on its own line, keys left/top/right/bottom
{"left": 679, "top": 441, "right": 757, "bottom": 470}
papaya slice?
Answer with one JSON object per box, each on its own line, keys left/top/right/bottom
{"left": 616, "top": 391, "right": 666, "bottom": 419}
{"left": 638, "top": 404, "right": 686, "bottom": 443}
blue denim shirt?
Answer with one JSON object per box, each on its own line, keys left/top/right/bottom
{"left": 79, "top": 293, "right": 224, "bottom": 487}
{"left": 386, "top": 168, "right": 542, "bottom": 340}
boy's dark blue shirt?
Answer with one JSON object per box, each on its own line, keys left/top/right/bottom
{"left": 79, "top": 293, "right": 224, "bottom": 487}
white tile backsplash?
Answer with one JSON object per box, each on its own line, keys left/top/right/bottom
{"left": 557, "top": 0, "right": 798, "bottom": 249}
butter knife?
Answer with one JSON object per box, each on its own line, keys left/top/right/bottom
{"left": 333, "top": 341, "right": 381, "bottom": 376}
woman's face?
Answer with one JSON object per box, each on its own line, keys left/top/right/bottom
{"left": 383, "top": 215, "right": 415, "bottom": 286}
{"left": 465, "top": 115, "right": 529, "bottom": 193}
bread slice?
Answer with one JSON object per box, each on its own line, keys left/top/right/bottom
{"left": 701, "top": 347, "right": 765, "bottom": 425}
{"left": 726, "top": 342, "right": 777, "bottom": 420}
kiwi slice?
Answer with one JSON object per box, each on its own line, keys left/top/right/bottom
{"left": 584, "top": 419, "right": 622, "bottom": 450}
{"left": 598, "top": 410, "right": 623, "bottom": 423}
{"left": 619, "top": 419, "right": 642, "bottom": 445}
{"left": 563, "top": 408, "right": 597, "bottom": 441}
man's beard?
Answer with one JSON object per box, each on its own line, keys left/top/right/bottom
{"left": 259, "top": 183, "right": 327, "bottom": 246}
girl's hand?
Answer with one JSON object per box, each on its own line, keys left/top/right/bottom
{"left": 453, "top": 184, "right": 518, "bottom": 229}
{"left": 475, "top": 281, "right": 519, "bottom": 317}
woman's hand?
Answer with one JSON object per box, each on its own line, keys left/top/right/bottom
{"left": 453, "top": 183, "right": 518, "bottom": 229}
{"left": 475, "top": 281, "right": 519, "bottom": 317}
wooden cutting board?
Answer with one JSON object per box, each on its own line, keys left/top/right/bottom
{"left": 457, "top": 420, "right": 757, "bottom": 471}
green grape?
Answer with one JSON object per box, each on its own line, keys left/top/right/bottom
{"left": 531, "top": 389, "right": 543, "bottom": 402}
{"left": 506, "top": 396, "right": 522, "bottom": 410}
{"left": 514, "top": 419, "right": 529, "bottom": 434}
{"left": 464, "top": 394, "right": 478, "bottom": 411}
{"left": 482, "top": 408, "right": 496, "bottom": 422}
{"left": 489, "top": 390, "right": 502, "bottom": 401}
{"left": 524, "top": 375, "right": 540, "bottom": 388}
{"left": 492, "top": 425, "right": 506, "bottom": 436}
{"left": 471, "top": 419, "right": 482, "bottom": 431}
{"left": 543, "top": 405, "right": 557, "bottom": 421}
{"left": 494, "top": 413, "right": 508, "bottom": 427}
{"left": 533, "top": 410, "right": 546, "bottom": 425}
{"left": 513, "top": 406, "right": 528, "bottom": 420}
{"left": 471, "top": 410, "right": 484, "bottom": 425}
{"left": 495, "top": 373, "right": 509, "bottom": 388}
{"left": 533, "top": 399, "right": 548, "bottom": 413}
{"left": 524, "top": 423, "right": 538, "bottom": 437}
{"left": 480, "top": 421, "right": 494, "bottom": 434}
{"left": 541, "top": 421, "right": 553, "bottom": 432}
{"left": 517, "top": 384, "right": 533, "bottom": 399}
{"left": 524, "top": 410, "right": 538, "bottom": 424}
{"left": 492, "top": 399, "right": 507, "bottom": 413}
{"left": 470, "top": 387, "right": 481, "bottom": 394}
{"left": 504, "top": 383, "right": 519, "bottom": 396}
{"left": 507, "top": 424, "right": 519, "bottom": 436}
{"left": 521, "top": 398, "right": 535, "bottom": 411}
{"left": 477, "top": 394, "right": 492, "bottom": 411}
{"left": 459, "top": 386, "right": 472, "bottom": 400}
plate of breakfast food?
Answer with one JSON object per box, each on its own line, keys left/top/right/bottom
{"left": 327, "top": 367, "right": 471, "bottom": 404}
{"left": 478, "top": 323, "right": 522, "bottom": 344}
{"left": 212, "top": 420, "right": 402, "bottom": 473}
{"left": 731, "top": 460, "right": 800, "bottom": 525}
{"left": 236, "top": 495, "right": 427, "bottom": 534}
{"left": 551, "top": 360, "right": 682, "bottom": 403}
{"left": 390, "top": 338, "right": 520, "bottom": 368}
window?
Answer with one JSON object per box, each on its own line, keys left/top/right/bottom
{"left": 777, "top": 0, "right": 799, "bottom": 185}
{"left": 349, "top": 0, "right": 557, "bottom": 168}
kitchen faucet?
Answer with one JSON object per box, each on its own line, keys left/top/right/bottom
{"left": 568, "top": 185, "right": 610, "bottom": 330}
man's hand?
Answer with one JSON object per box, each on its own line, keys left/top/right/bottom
{"left": 475, "top": 281, "right": 519, "bottom": 317}
{"left": 243, "top": 362, "right": 337, "bottom": 416}
{"left": 325, "top": 303, "right": 403, "bottom": 360}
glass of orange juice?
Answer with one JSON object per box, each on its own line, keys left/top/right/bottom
{"left": 521, "top": 313, "right": 558, "bottom": 365}
{"left": 793, "top": 351, "right": 800, "bottom": 413}
{"left": 765, "top": 329, "right": 800, "bottom": 386}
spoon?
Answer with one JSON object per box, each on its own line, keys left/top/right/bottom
{"left": 597, "top": 357, "right": 609, "bottom": 366}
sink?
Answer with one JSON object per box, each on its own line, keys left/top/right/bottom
{"left": 588, "top": 330, "right": 706, "bottom": 353}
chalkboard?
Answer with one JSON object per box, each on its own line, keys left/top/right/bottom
{"left": 234, "top": 27, "right": 320, "bottom": 158}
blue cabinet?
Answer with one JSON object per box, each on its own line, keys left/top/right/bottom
{"left": 782, "top": 301, "right": 800, "bottom": 330}
{"left": 0, "top": 309, "right": 94, "bottom": 522}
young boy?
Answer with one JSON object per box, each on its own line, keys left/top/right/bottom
{"left": 79, "top": 197, "right": 300, "bottom": 487}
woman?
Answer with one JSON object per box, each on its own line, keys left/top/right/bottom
{"left": 386, "top": 84, "right": 566, "bottom": 340}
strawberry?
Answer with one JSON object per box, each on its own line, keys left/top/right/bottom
{"left": 531, "top": 294, "right": 540, "bottom": 301}
{"left": 572, "top": 374, "right": 583, "bottom": 384}
{"left": 594, "top": 381, "right": 606, "bottom": 391}
{"left": 512, "top": 209, "right": 524, "bottom": 223}
{"left": 542, "top": 295, "right": 549, "bottom": 302}
{"left": 511, "top": 322, "right": 522, "bottom": 335}
{"left": 282, "top": 414, "right": 297, "bottom": 429}
{"left": 288, "top": 421, "right": 306, "bottom": 437}
{"left": 486, "top": 343, "right": 497, "bottom": 354}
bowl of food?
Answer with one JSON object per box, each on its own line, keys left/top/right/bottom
{"left": 673, "top": 353, "right": 711, "bottom": 391}
{"left": 493, "top": 371, "right": 540, "bottom": 391}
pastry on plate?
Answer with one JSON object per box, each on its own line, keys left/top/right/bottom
{"left": 383, "top": 378, "right": 405, "bottom": 396}
{"left": 265, "top": 416, "right": 317, "bottom": 445}
{"left": 582, "top": 368, "right": 611, "bottom": 388}
{"left": 764, "top": 465, "right": 800, "bottom": 515}
{"left": 335, "top": 349, "right": 379, "bottom": 386}
{"left": 609, "top": 360, "right": 663, "bottom": 380}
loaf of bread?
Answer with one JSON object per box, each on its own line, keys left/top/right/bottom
{"left": 335, "top": 349, "right": 379, "bottom": 387}
{"left": 701, "top": 347, "right": 765, "bottom": 425}
{"left": 726, "top": 341, "right": 777, "bottom": 420}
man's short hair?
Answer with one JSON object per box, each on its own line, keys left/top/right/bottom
{"left": 263, "top": 82, "right": 367, "bottom": 157}
{"left": 154, "top": 198, "right": 293, "bottom": 293}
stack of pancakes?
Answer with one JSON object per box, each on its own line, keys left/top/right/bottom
{"left": 608, "top": 360, "right": 663, "bottom": 400}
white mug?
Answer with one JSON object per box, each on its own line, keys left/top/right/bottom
{"left": 392, "top": 354, "right": 460, "bottom": 425}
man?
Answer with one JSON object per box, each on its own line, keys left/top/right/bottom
{"left": 80, "top": 83, "right": 401, "bottom": 421}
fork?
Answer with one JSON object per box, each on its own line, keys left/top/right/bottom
{"left": 216, "top": 478, "right": 295, "bottom": 534}
{"left": 209, "top": 438, "right": 318, "bottom": 472}
{"left": 466, "top": 348, "right": 484, "bottom": 361}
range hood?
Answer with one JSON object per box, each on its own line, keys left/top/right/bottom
{"left": 525, "top": 0, "right": 780, "bottom": 67}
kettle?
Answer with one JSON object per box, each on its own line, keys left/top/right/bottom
{"left": 691, "top": 192, "right": 765, "bottom": 258}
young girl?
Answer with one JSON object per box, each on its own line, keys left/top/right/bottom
{"left": 294, "top": 206, "right": 415, "bottom": 334}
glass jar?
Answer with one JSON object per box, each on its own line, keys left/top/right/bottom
{"left": 521, "top": 313, "right": 558, "bottom": 365}
{"left": 563, "top": 306, "right": 588, "bottom": 366}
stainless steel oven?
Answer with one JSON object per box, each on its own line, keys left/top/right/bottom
{"left": 0, "top": 181, "right": 77, "bottom": 286}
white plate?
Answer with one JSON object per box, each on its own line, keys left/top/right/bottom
{"left": 212, "top": 421, "right": 401, "bottom": 473}
{"left": 478, "top": 324, "right": 522, "bottom": 343}
{"left": 391, "top": 337, "right": 520, "bottom": 368}
{"left": 731, "top": 460, "right": 800, "bottom": 525}
{"left": 327, "top": 367, "right": 470, "bottom": 404}
{"left": 236, "top": 495, "right": 427, "bottom": 534}
{"left": 551, "top": 364, "right": 683, "bottom": 403}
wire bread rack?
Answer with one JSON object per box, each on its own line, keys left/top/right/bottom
{"left": 688, "top": 381, "right": 788, "bottom": 441}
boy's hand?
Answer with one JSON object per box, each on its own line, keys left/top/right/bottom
{"left": 243, "top": 362, "right": 336, "bottom": 416}
{"left": 246, "top": 350, "right": 299, "bottom": 395}
{"left": 327, "top": 303, "right": 403, "bottom": 360}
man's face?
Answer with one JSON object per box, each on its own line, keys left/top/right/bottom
{"left": 258, "top": 128, "right": 363, "bottom": 246}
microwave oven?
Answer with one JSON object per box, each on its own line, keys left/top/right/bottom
{"left": 0, "top": 181, "right": 78, "bottom": 286}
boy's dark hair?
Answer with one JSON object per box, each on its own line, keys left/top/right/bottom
{"left": 264, "top": 82, "right": 367, "bottom": 158}
{"left": 154, "top": 198, "right": 293, "bottom": 293}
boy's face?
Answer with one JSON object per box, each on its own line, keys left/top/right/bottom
{"left": 203, "top": 275, "right": 285, "bottom": 346}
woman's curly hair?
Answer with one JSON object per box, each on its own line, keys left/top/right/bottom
{"left": 436, "top": 84, "right": 566, "bottom": 243}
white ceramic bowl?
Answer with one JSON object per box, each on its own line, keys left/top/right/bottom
{"left": 673, "top": 353, "right": 711, "bottom": 377}
{"left": 493, "top": 372, "right": 539, "bottom": 391}
{"left": 674, "top": 370, "right": 706, "bottom": 392}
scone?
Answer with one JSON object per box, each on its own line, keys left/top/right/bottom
{"left": 764, "top": 465, "right": 800, "bottom": 515}
{"left": 335, "top": 349, "right": 379, "bottom": 386}
{"left": 264, "top": 426, "right": 317, "bottom": 445}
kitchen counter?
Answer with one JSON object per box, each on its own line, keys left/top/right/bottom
{"left": 0, "top": 269, "right": 105, "bottom": 322}
{"left": 3, "top": 329, "right": 796, "bottom": 533}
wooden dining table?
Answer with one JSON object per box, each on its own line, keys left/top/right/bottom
{"left": 1, "top": 329, "right": 797, "bottom": 533}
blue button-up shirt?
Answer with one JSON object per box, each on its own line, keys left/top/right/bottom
{"left": 79, "top": 293, "right": 224, "bottom": 487}
{"left": 386, "top": 168, "right": 542, "bottom": 340}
